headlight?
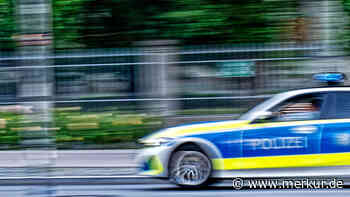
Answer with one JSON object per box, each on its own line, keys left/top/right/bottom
{"left": 141, "top": 137, "right": 175, "bottom": 147}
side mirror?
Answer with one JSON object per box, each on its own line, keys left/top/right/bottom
{"left": 252, "top": 111, "right": 274, "bottom": 123}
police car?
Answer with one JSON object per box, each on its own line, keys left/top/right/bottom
{"left": 137, "top": 72, "right": 350, "bottom": 187}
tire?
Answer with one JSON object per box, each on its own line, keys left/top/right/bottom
{"left": 169, "top": 150, "right": 212, "bottom": 188}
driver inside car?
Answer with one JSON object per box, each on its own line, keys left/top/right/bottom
{"left": 276, "top": 99, "right": 322, "bottom": 122}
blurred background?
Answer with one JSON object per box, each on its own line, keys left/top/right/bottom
{"left": 1, "top": 0, "right": 350, "bottom": 150}
{"left": 1, "top": 0, "right": 350, "bottom": 195}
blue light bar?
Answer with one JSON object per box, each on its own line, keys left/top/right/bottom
{"left": 313, "top": 73, "right": 346, "bottom": 83}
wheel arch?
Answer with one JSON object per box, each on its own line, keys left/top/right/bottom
{"left": 172, "top": 137, "right": 222, "bottom": 159}
{"left": 167, "top": 137, "right": 222, "bottom": 172}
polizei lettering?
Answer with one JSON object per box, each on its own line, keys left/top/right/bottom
{"left": 245, "top": 137, "right": 307, "bottom": 150}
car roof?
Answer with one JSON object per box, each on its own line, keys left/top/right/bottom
{"left": 283, "top": 87, "right": 350, "bottom": 98}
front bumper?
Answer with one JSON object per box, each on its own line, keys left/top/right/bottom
{"left": 136, "top": 146, "right": 173, "bottom": 178}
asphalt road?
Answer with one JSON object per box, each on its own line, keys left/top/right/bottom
{"left": 0, "top": 150, "right": 139, "bottom": 178}
{"left": 1, "top": 150, "right": 350, "bottom": 196}
{"left": 0, "top": 150, "right": 137, "bottom": 168}
{"left": 1, "top": 182, "right": 350, "bottom": 197}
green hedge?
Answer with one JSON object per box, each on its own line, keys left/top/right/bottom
{"left": 0, "top": 108, "right": 164, "bottom": 149}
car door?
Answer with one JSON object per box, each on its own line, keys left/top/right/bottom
{"left": 321, "top": 92, "right": 350, "bottom": 167}
{"left": 241, "top": 93, "right": 328, "bottom": 169}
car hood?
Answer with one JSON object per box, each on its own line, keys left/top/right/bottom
{"left": 140, "top": 120, "right": 249, "bottom": 143}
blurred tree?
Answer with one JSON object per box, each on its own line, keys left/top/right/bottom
{"left": 53, "top": 0, "right": 86, "bottom": 49}
{"left": 156, "top": 0, "right": 299, "bottom": 44}
{"left": 342, "top": 0, "right": 350, "bottom": 47}
{"left": 77, "top": 0, "right": 171, "bottom": 48}
{"left": 0, "top": 0, "right": 300, "bottom": 50}
{"left": 0, "top": 0, "right": 15, "bottom": 51}
{"left": 54, "top": 0, "right": 299, "bottom": 49}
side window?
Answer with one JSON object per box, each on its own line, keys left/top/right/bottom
{"left": 269, "top": 93, "right": 325, "bottom": 122}
{"left": 334, "top": 93, "right": 350, "bottom": 119}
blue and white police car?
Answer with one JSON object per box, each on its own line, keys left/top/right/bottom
{"left": 137, "top": 73, "right": 350, "bottom": 187}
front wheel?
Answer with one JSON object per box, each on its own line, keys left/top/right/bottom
{"left": 169, "top": 150, "right": 212, "bottom": 188}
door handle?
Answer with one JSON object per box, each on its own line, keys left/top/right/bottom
{"left": 290, "top": 126, "right": 317, "bottom": 134}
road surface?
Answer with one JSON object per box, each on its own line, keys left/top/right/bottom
{"left": 0, "top": 150, "right": 137, "bottom": 168}
{"left": 1, "top": 181, "right": 349, "bottom": 197}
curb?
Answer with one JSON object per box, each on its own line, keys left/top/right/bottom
{"left": 0, "top": 176, "right": 168, "bottom": 185}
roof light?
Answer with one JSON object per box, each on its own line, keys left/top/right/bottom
{"left": 313, "top": 72, "right": 346, "bottom": 84}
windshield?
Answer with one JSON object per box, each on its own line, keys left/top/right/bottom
{"left": 239, "top": 93, "right": 288, "bottom": 121}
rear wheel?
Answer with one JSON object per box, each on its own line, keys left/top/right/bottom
{"left": 169, "top": 150, "right": 212, "bottom": 188}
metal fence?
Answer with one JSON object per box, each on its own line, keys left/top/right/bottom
{"left": 0, "top": 42, "right": 346, "bottom": 113}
